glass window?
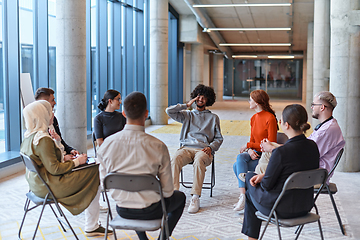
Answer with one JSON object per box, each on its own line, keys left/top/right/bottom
{"left": 90, "top": 0, "right": 97, "bottom": 126}
{"left": 19, "top": 0, "right": 34, "bottom": 89}
{"left": 107, "top": 1, "right": 113, "bottom": 87}
{"left": 48, "top": 0, "right": 56, "bottom": 92}
{"left": 0, "top": 1, "right": 4, "bottom": 153}
{"left": 225, "top": 58, "right": 303, "bottom": 100}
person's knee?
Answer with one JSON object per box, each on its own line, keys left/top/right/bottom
{"left": 175, "top": 190, "right": 186, "bottom": 206}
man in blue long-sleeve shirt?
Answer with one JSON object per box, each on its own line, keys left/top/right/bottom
{"left": 166, "top": 84, "right": 223, "bottom": 214}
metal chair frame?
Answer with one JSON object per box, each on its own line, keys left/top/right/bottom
{"left": 103, "top": 173, "right": 169, "bottom": 240}
{"left": 314, "top": 148, "right": 345, "bottom": 235}
{"left": 180, "top": 155, "right": 215, "bottom": 197}
{"left": 256, "top": 168, "right": 328, "bottom": 240}
{"left": 18, "top": 152, "right": 79, "bottom": 240}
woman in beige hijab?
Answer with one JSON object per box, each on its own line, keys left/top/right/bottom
{"left": 20, "top": 100, "right": 111, "bottom": 236}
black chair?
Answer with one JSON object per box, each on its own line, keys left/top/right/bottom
{"left": 180, "top": 155, "right": 215, "bottom": 197}
{"left": 18, "top": 152, "right": 79, "bottom": 240}
{"left": 276, "top": 132, "right": 288, "bottom": 144}
{"left": 103, "top": 173, "right": 169, "bottom": 240}
{"left": 255, "top": 168, "right": 328, "bottom": 240}
{"left": 314, "top": 148, "right": 345, "bottom": 235}
{"left": 92, "top": 132, "right": 97, "bottom": 157}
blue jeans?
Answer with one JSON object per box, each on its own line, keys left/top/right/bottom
{"left": 233, "top": 152, "right": 260, "bottom": 188}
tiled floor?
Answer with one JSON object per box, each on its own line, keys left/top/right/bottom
{"left": 0, "top": 99, "right": 359, "bottom": 240}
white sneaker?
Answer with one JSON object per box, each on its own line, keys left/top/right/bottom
{"left": 188, "top": 197, "right": 200, "bottom": 213}
{"left": 234, "top": 194, "right": 245, "bottom": 211}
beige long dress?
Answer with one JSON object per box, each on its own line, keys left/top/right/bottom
{"left": 20, "top": 133, "right": 100, "bottom": 215}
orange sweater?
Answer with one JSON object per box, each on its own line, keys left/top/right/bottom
{"left": 247, "top": 111, "right": 277, "bottom": 152}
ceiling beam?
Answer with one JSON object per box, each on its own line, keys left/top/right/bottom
{"left": 183, "top": 0, "right": 233, "bottom": 59}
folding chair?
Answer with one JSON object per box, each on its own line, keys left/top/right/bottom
{"left": 18, "top": 153, "right": 79, "bottom": 240}
{"left": 180, "top": 155, "right": 215, "bottom": 197}
{"left": 314, "top": 148, "right": 345, "bottom": 235}
{"left": 92, "top": 132, "right": 98, "bottom": 157}
{"left": 276, "top": 132, "right": 288, "bottom": 144}
{"left": 255, "top": 168, "right": 328, "bottom": 240}
{"left": 103, "top": 173, "right": 169, "bottom": 240}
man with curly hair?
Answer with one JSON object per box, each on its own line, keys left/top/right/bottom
{"left": 166, "top": 84, "right": 223, "bottom": 213}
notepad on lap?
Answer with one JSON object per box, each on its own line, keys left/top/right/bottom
{"left": 72, "top": 157, "right": 99, "bottom": 171}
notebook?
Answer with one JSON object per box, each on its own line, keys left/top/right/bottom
{"left": 72, "top": 157, "right": 99, "bottom": 171}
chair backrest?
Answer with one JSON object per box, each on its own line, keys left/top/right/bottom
{"left": 282, "top": 168, "right": 328, "bottom": 191}
{"left": 20, "top": 152, "right": 41, "bottom": 174}
{"left": 20, "top": 152, "right": 58, "bottom": 202}
{"left": 328, "top": 148, "right": 344, "bottom": 177}
{"left": 92, "top": 132, "right": 97, "bottom": 157}
{"left": 276, "top": 132, "right": 288, "bottom": 144}
{"left": 104, "top": 173, "right": 162, "bottom": 194}
{"left": 272, "top": 168, "right": 328, "bottom": 213}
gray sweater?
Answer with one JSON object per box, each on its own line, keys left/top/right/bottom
{"left": 166, "top": 103, "right": 223, "bottom": 153}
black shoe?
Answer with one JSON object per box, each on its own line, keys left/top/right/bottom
{"left": 85, "top": 226, "right": 113, "bottom": 236}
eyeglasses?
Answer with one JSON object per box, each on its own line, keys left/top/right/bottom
{"left": 114, "top": 97, "right": 122, "bottom": 102}
{"left": 311, "top": 103, "right": 323, "bottom": 107}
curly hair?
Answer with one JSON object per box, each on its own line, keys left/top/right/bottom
{"left": 190, "top": 84, "right": 216, "bottom": 106}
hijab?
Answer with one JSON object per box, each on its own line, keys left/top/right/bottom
{"left": 23, "top": 100, "right": 53, "bottom": 145}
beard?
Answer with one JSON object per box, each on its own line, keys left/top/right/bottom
{"left": 196, "top": 102, "right": 205, "bottom": 109}
{"left": 312, "top": 112, "right": 319, "bottom": 119}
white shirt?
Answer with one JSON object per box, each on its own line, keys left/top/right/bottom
{"left": 97, "top": 124, "right": 174, "bottom": 209}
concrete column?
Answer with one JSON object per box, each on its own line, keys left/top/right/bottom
{"left": 306, "top": 22, "right": 314, "bottom": 117}
{"left": 149, "top": 0, "right": 168, "bottom": 125}
{"left": 313, "top": 0, "right": 330, "bottom": 95}
{"left": 212, "top": 54, "right": 224, "bottom": 101}
{"left": 191, "top": 43, "right": 204, "bottom": 91}
{"left": 330, "top": 0, "right": 360, "bottom": 172}
{"left": 56, "top": 0, "right": 87, "bottom": 153}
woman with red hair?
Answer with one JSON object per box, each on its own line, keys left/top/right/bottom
{"left": 233, "top": 90, "right": 277, "bottom": 211}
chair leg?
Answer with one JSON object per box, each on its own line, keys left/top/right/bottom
{"left": 32, "top": 202, "right": 47, "bottom": 239}
{"left": 49, "top": 204, "right": 67, "bottom": 232}
{"left": 295, "top": 225, "right": 304, "bottom": 240}
{"left": 258, "top": 220, "right": 271, "bottom": 240}
{"left": 101, "top": 191, "right": 106, "bottom": 202}
{"left": 55, "top": 205, "right": 79, "bottom": 240}
{"left": 327, "top": 190, "right": 345, "bottom": 235}
{"left": 210, "top": 160, "right": 215, "bottom": 197}
{"left": 18, "top": 198, "right": 31, "bottom": 239}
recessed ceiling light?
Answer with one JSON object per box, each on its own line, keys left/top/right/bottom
{"left": 268, "top": 55, "right": 295, "bottom": 59}
{"left": 232, "top": 55, "right": 258, "bottom": 58}
{"left": 205, "top": 28, "right": 291, "bottom": 32}
{"left": 220, "top": 43, "right": 291, "bottom": 47}
{"left": 193, "top": 3, "right": 291, "bottom": 8}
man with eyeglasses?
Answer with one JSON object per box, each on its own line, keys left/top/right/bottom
{"left": 261, "top": 91, "right": 345, "bottom": 182}
{"left": 35, "top": 88, "right": 79, "bottom": 157}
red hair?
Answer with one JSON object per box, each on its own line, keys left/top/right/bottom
{"left": 250, "top": 90, "right": 276, "bottom": 118}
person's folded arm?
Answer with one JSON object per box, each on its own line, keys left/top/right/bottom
{"left": 36, "top": 137, "right": 74, "bottom": 175}
{"left": 165, "top": 104, "right": 187, "bottom": 123}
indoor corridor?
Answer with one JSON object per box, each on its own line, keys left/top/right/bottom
{"left": 0, "top": 100, "right": 359, "bottom": 240}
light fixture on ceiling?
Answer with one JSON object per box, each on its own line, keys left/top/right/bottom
{"left": 220, "top": 43, "right": 291, "bottom": 47}
{"left": 232, "top": 55, "right": 258, "bottom": 58}
{"left": 268, "top": 55, "right": 295, "bottom": 59}
{"left": 203, "top": 27, "right": 291, "bottom": 32}
{"left": 193, "top": 3, "right": 291, "bottom": 8}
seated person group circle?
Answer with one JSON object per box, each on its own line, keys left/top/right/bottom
{"left": 20, "top": 85, "right": 345, "bottom": 240}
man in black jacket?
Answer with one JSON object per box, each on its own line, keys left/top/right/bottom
{"left": 35, "top": 87, "right": 79, "bottom": 156}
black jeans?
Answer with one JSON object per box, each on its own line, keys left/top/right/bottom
{"left": 116, "top": 190, "right": 186, "bottom": 240}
